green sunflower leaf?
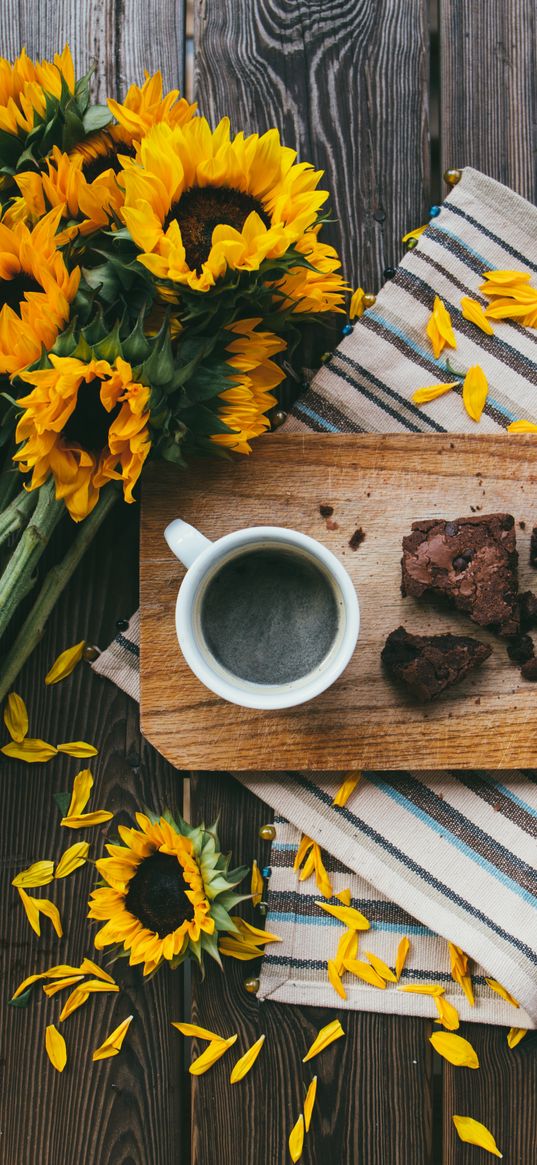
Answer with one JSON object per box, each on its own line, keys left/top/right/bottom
{"left": 8, "top": 987, "right": 34, "bottom": 1008}
{"left": 82, "top": 104, "right": 113, "bottom": 134}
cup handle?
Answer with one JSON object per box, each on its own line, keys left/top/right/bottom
{"left": 164, "top": 519, "right": 212, "bottom": 568}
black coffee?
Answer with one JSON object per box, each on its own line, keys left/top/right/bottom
{"left": 200, "top": 548, "right": 340, "bottom": 685}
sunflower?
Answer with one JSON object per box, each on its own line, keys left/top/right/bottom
{"left": 0, "top": 204, "right": 80, "bottom": 376}
{"left": 272, "top": 231, "right": 347, "bottom": 314}
{"left": 13, "top": 354, "right": 151, "bottom": 521}
{"left": 88, "top": 811, "right": 247, "bottom": 975}
{"left": 0, "top": 45, "right": 75, "bottom": 141}
{"left": 107, "top": 69, "right": 197, "bottom": 138}
{"left": 120, "top": 117, "right": 329, "bottom": 292}
{"left": 209, "top": 318, "right": 286, "bottom": 453}
{"left": 11, "top": 142, "right": 127, "bottom": 243}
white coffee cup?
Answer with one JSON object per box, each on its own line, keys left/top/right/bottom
{"left": 164, "top": 520, "right": 360, "bottom": 710}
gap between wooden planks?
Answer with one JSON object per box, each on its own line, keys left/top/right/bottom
{"left": 140, "top": 434, "right": 537, "bottom": 771}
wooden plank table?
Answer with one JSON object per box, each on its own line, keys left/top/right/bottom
{"left": 1, "top": 2, "right": 536, "bottom": 1163}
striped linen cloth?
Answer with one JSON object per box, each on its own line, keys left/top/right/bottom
{"left": 93, "top": 166, "right": 537, "bottom": 1028}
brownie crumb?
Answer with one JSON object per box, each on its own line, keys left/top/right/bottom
{"left": 507, "top": 635, "right": 535, "bottom": 664}
{"left": 381, "top": 625, "right": 492, "bottom": 702}
{"left": 530, "top": 527, "right": 537, "bottom": 567}
{"left": 349, "top": 527, "right": 366, "bottom": 550}
{"left": 519, "top": 520, "right": 526, "bottom": 530}
{"left": 519, "top": 590, "right": 537, "bottom": 630}
{"left": 521, "top": 656, "right": 537, "bottom": 681}
{"left": 326, "top": 518, "right": 339, "bottom": 531}
{"left": 319, "top": 503, "right": 334, "bottom": 518}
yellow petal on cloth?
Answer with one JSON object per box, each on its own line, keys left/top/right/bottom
{"left": 229, "top": 916, "right": 282, "bottom": 945}
{"left": 332, "top": 772, "right": 361, "bottom": 807}
{"left": 460, "top": 975, "right": 475, "bottom": 1007}
{"left": 289, "top": 1114, "right": 305, "bottom": 1163}
{"left": 327, "top": 958, "right": 347, "bottom": 1000}
{"left": 55, "top": 841, "right": 89, "bottom": 879}
{"left": 460, "top": 296, "right": 494, "bottom": 334}
{"left": 250, "top": 860, "right": 264, "bottom": 906}
{"left": 507, "top": 1027, "right": 527, "bottom": 1049}
{"left": 303, "top": 1076, "right": 317, "bottom": 1132}
{"left": 462, "top": 365, "right": 488, "bottom": 422}
{"left": 412, "top": 381, "right": 459, "bottom": 404}
{"left": 485, "top": 299, "right": 537, "bottom": 319}
{"left": 335, "top": 928, "right": 358, "bottom": 974}
{"left": 485, "top": 978, "right": 519, "bottom": 1008}
{"left": 398, "top": 983, "right": 444, "bottom": 996}
{"left": 395, "top": 936, "right": 410, "bottom": 981}
{"left": 312, "top": 844, "right": 333, "bottom": 899}
{"left": 349, "top": 288, "right": 365, "bottom": 320}
{"left": 171, "top": 1021, "right": 226, "bottom": 1042}
{"left": 425, "top": 313, "right": 445, "bottom": 360}
{"left": 364, "top": 951, "right": 398, "bottom": 983}
{"left": 303, "top": 1019, "right": 345, "bottom": 1063}
{"left": 45, "top": 1024, "right": 67, "bottom": 1072}
{"left": 60, "top": 810, "right": 113, "bottom": 829}
{"left": 401, "top": 224, "right": 427, "bottom": 243}
{"left": 12, "top": 860, "right": 54, "bottom": 888}
{"left": 189, "top": 1034, "right": 237, "bottom": 1075}
{"left": 92, "top": 1015, "right": 133, "bottom": 1061}
{"left": 434, "top": 995, "right": 460, "bottom": 1031}
{"left": 432, "top": 296, "right": 457, "bottom": 346}
{"left": 429, "top": 1031, "right": 479, "bottom": 1068}
{"left": 78, "top": 957, "right": 116, "bottom": 983}
{"left": 507, "top": 419, "right": 537, "bottom": 433}
{"left": 56, "top": 741, "right": 98, "bottom": 758}
{"left": 482, "top": 268, "right": 531, "bottom": 286}
{"left": 315, "top": 901, "right": 370, "bottom": 931}
{"left": 452, "top": 1115, "right": 503, "bottom": 1158}
{"left": 343, "top": 958, "right": 386, "bottom": 989}
{"left": 45, "top": 640, "right": 85, "bottom": 685}
{"left": 1, "top": 738, "right": 58, "bottom": 762}
{"left": 4, "top": 692, "right": 28, "bottom": 742}
{"left": 229, "top": 1034, "right": 265, "bottom": 1083}
{"left": 293, "top": 835, "right": 314, "bottom": 872}
{"left": 334, "top": 888, "right": 352, "bottom": 906}
{"left": 43, "top": 975, "right": 85, "bottom": 997}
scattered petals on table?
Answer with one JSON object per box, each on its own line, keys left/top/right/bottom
{"left": 452, "top": 1115, "right": 503, "bottom": 1158}
{"left": 43, "top": 975, "right": 85, "bottom": 997}
{"left": 78, "top": 958, "right": 116, "bottom": 984}
{"left": 395, "top": 936, "right": 410, "bottom": 981}
{"left": 462, "top": 364, "right": 488, "bottom": 422}
{"left": 4, "top": 692, "right": 28, "bottom": 742}
{"left": 60, "top": 769, "right": 113, "bottom": 829}
{"left": 12, "top": 859, "right": 54, "bottom": 888}
{"left": 45, "top": 1024, "right": 67, "bottom": 1072}
{"left": 59, "top": 979, "right": 118, "bottom": 1021}
{"left": 92, "top": 1015, "right": 133, "bottom": 1061}
{"left": 1, "top": 738, "right": 58, "bottom": 762}
{"left": 17, "top": 887, "right": 63, "bottom": 937}
{"left": 189, "top": 1034, "right": 237, "bottom": 1075}
{"left": 45, "top": 641, "right": 86, "bottom": 685}
{"left": 507, "top": 1027, "right": 527, "bottom": 1049}
{"left": 230, "top": 1034, "right": 265, "bottom": 1083}
{"left": 349, "top": 287, "right": 365, "bottom": 320}
{"left": 434, "top": 995, "right": 460, "bottom": 1031}
{"left": 303, "top": 1076, "right": 317, "bottom": 1132}
{"left": 171, "top": 1021, "right": 225, "bottom": 1042}
{"left": 401, "top": 224, "right": 427, "bottom": 243}
{"left": 229, "top": 916, "right": 282, "bottom": 946}
{"left": 10, "top": 964, "right": 83, "bottom": 1001}
{"left": 485, "top": 978, "right": 519, "bottom": 1008}
{"left": 250, "top": 859, "right": 263, "bottom": 906}
{"left": 315, "top": 901, "right": 370, "bottom": 931}
{"left": 302, "top": 1019, "right": 345, "bottom": 1063}
{"left": 429, "top": 1031, "right": 479, "bottom": 1068}
{"left": 55, "top": 841, "right": 89, "bottom": 879}
{"left": 288, "top": 1113, "right": 305, "bottom": 1163}
{"left": 56, "top": 741, "right": 98, "bottom": 758}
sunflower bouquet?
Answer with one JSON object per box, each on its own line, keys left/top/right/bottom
{"left": 0, "top": 46, "right": 347, "bottom": 696}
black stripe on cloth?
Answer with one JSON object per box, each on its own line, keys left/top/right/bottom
{"left": 444, "top": 202, "right": 537, "bottom": 275}
{"left": 271, "top": 847, "right": 350, "bottom": 876}
{"left": 262, "top": 952, "right": 490, "bottom": 987}
{"left": 294, "top": 775, "right": 537, "bottom": 964}
{"left": 267, "top": 888, "right": 425, "bottom": 930}
{"left": 377, "top": 773, "right": 537, "bottom": 894}
{"left": 331, "top": 350, "right": 445, "bottom": 432}
{"left": 455, "top": 776, "right": 537, "bottom": 839}
{"left": 116, "top": 634, "right": 140, "bottom": 658}
{"left": 294, "top": 387, "right": 368, "bottom": 433}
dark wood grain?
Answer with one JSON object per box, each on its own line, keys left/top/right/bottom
{"left": 442, "top": 1025, "right": 537, "bottom": 1164}
{"left": 194, "top": 0, "right": 430, "bottom": 294}
{"left": 0, "top": 505, "right": 187, "bottom": 1165}
{"left": 440, "top": 0, "right": 537, "bottom": 202}
{"left": 189, "top": 774, "right": 435, "bottom": 1165}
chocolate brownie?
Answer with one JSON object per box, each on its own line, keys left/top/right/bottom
{"left": 519, "top": 590, "right": 537, "bottom": 630}
{"left": 381, "top": 626, "right": 492, "bottom": 702}
{"left": 531, "top": 527, "right": 537, "bottom": 567}
{"left": 401, "top": 514, "right": 519, "bottom": 637}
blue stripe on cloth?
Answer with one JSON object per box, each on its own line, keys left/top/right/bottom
{"left": 296, "top": 776, "right": 537, "bottom": 964}
{"left": 332, "top": 351, "right": 445, "bottom": 432}
{"left": 491, "top": 784, "right": 537, "bottom": 819}
{"left": 428, "top": 221, "right": 492, "bottom": 268}
{"left": 365, "top": 774, "right": 536, "bottom": 906}
{"left": 444, "top": 202, "right": 537, "bottom": 274}
{"left": 268, "top": 910, "right": 433, "bottom": 937}
{"left": 292, "top": 401, "right": 341, "bottom": 431}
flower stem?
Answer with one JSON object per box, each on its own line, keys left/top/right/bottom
{"left": 0, "top": 479, "right": 63, "bottom": 642}
{"left": 0, "top": 485, "right": 38, "bottom": 550}
{"left": 0, "top": 466, "right": 20, "bottom": 513}
{"left": 0, "top": 486, "right": 119, "bottom": 702}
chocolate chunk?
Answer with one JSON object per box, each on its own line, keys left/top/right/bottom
{"left": 401, "top": 513, "right": 519, "bottom": 637}
{"left": 519, "top": 590, "right": 537, "bottom": 630}
{"left": 349, "top": 527, "right": 365, "bottom": 550}
{"left": 381, "top": 626, "right": 492, "bottom": 702}
{"left": 531, "top": 527, "right": 537, "bottom": 567}
{"left": 521, "top": 656, "right": 537, "bottom": 681}
{"left": 507, "top": 635, "right": 534, "bottom": 664}
{"left": 319, "top": 504, "right": 334, "bottom": 518}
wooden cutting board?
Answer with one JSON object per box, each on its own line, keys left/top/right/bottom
{"left": 140, "top": 433, "right": 537, "bottom": 771}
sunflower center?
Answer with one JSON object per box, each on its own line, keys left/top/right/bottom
{"left": 125, "top": 851, "right": 193, "bottom": 936}
{"left": 62, "top": 378, "right": 120, "bottom": 453}
{"left": 164, "top": 185, "right": 271, "bottom": 273}
{"left": 2, "top": 272, "right": 41, "bottom": 315}
{"left": 82, "top": 141, "right": 137, "bottom": 183}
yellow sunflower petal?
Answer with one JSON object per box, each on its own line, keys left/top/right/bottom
{"left": 401, "top": 224, "right": 427, "bottom": 243}
{"left": 460, "top": 296, "right": 494, "bottom": 334}
{"left": 426, "top": 313, "right": 445, "bottom": 359}
{"left": 218, "top": 938, "right": 262, "bottom": 960}
{"left": 45, "top": 641, "right": 85, "bottom": 684}
{"left": 229, "top": 916, "right": 282, "bottom": 945}
{"left": 189, "top": 1034, "right": 237, "bottom": 1075}
{"left": 485, "top": 978, "right": 519, "bottom": 1008}
{"left": 64, "top": 768, "right": 93, "bottom": 816}
{"left": 398, "top": 983, "right": 444, "bottom": 996}
{"left": 462, "top": 364, "right": 488, "bottom": 422}
{"left": 364, "top": 951, "right": 398, "bottom": 983}
{"left": 43, "top": 975, "right": 85, "bottom": 997}
{"left": 58, "top": 986, "right": 90, "bottom": 1022}
{"left": 332, "top": 772, "right": 361, "bottom": 807}
{"left": 312, "top": 844, "right": 333, "bottom": 899}
{"left": 335, "top": 928, "right": 358, "bottom": 974}
{"left": 34, "top": 897, "right": 63, "bottom": 938}
{"left": 56, "top": 741, "right": 98, "bottom": 758}
{"left": 412, "top": 381, "right": 459, "bottom": 404}
{"left": 10, "top": 964, "right": 82, "bottom": 1000}
{"left": 171, "top": 1021, "right": 226, "bottom": 1042}
{"left": 327, "top": 958, "right": 347, "bottom": 1000}
{"left": 395, "top": 936, "right": 410, "bottom": 981}
{"left": 452, "top": 1115, "right": 503, "bottom": 1158}
{"left": 343, "top": 958, "right": 386, "bottom": 989}
{"left": 60, "top": 810, "right": 113, "bottom": 828}
{"left": 303, "top": 1075, "right": 317, "bottom": 1132}
{"left": 315, "top": 901, "right": 370, "bottom": 931}
{"left": 334, "top": 888, "right": 352, "bottom": 906}
{"left": 349, "top": 288, "right": 365, "bottom": 320}
{"left": 230, "top": 1034, "right": 265, "bottom": 1083}
{"left": 92, "top": 1015, "right": 133, "bottom": 1061}
{"left": 507, "top": 1027, "right": 527, "bottom": 1049}
{"left": 1, "top": 738, "right": 57, "bottom": 762}
{"left": 303, "top": 1019, "right": 345, "bottom": 1063}
{"left": 507, "top": 419, "right": 537, "bottom": 433}
{"left": 433, "top": 296, "right": 457, "bottom": 347}
{"left": 17, "top": 888, "right": 41, "bottom": 935}
{"left": 78, "top": 958, "right": 116, "bottom": 984}
{"left": 289, "top": 1114, "right": 305, "bottom": 1163}
{"left": 12, "top": 860, "right": 54, "bottom": 889}
{"left": 4, "top": 692, "right": 28, "bottom": 742}
{"left": 434, "top": 995, "right": 460, "bottom": 1031}
{"left": 250, "top": 859, "right": 264, "bottom": 906}
{"left": 55, "top": 841, "right": 89, "bottom": 878}
{"left": 482, "top": 268, "right": 531, "bottom": 286}
{"left": 45, "top": 1024, "right": 67, "bottom": 1072}
{"left": 429, "top": 1031, "right": 479, "bottom": 1068}
{"left": 293, "top": 835, "right": 314, "bottom": 872}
